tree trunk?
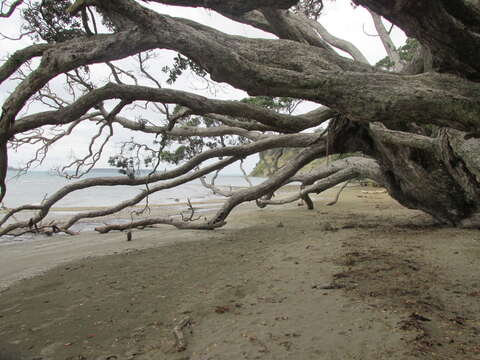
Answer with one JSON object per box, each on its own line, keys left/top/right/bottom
{"left": 329, "top": 117, "right": 480, "bottom": 226}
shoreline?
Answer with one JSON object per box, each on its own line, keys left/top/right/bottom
{"left": 0, "top": 198, "right": 266, "bottom": 290}
{"left": 1, "top": 186, "right": 479, "bottom": 359}
{"left": 0, "top": 184, "right": 305, "bottom": 245}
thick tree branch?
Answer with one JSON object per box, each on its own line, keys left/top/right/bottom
{"left": 62, "top": 157, "right": 237, "bottom": 230}
{"left": 89, "top": 0, "right": 480, "bottom": 133}
{"left": 208, "top": 143, "right": 326, "bottom": 225}
{"left": 369, "top": 10, "right": 403, "bottom": 71}
{"left": 110, "top": 116, "right": 262, "bottom": 140}
{"left": 259, "top": 157, "right": 384, "bottom": 206}
{"left": 95, "top": 216, "right": 225, "bottom": 233}
{"left": 368, "top": 123, "right": 438, "bottom": 151}
{"left": 137, "top": 0, "right": 298, "bottom": 16}
{"left": 259, "top": 8, "right": 334, "bottom": 51}
{"left": 0, "top": 133, "right": 324, "bottom": 234}
{"left": 354, "top": 0, "right": 480, "bottom": 78}
{"left": 13, "top": 84, "right": 335, "bottom": 135}
{"left": 0, "top": 44, "right": 53, "bottom": 85}
{"left": 303, "top": 15, "right": 369, "bottom": 64}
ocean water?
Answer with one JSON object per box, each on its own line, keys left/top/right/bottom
{"left": 4, "top": 169, "right": 265, "bottom": 209}
{"left": 0, "top": 169, "right": 267, "bottom": 244}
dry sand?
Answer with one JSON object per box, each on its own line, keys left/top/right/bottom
{"left": 0, "top": 187, "right": 479, "bottom": 360}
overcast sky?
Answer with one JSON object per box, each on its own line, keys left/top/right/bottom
{"left": 0, "top": 0, "right": 406, "bottom": 175}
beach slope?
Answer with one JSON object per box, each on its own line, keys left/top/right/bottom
{"left": 0, "top": 187, "right": 479, "bottom": 359}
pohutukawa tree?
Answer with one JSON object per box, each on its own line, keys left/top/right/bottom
{"left": 0, "top": 0, "right": 480, "bottom": 236}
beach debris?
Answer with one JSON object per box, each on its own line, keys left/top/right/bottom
{"left": 410, "top": 313, "right": 431, "bottom": 322}
{"left": 312, "top": 283, "right": 345, "bottom": 290}
{"left": 173, "top": 316, "right": 192, "bottom": 352}
{"left": 214, "top": 305, "right": 230, "bottom": 314}
{"left": 280, "top": 340, "right": 293, "bottom": 351}
{"left": 125, "top": 349, "right": 145, "bottom": 359}
{"left": 451, "top": 316, "right": 466, "bottom": 325}
{"left": 277, "top": 222, "right": 284, "bottom": 228}
{"left": 320, "top": 222, "right": 337, "bottom": 231}
{"left": 361, "top": 189, "right": 387, "bottom": 194}
{"left": 9, "top": 220, "right": 78, "bottom": 237}
{"left": 257, "top": 296, "right": 287, "bottom": 304}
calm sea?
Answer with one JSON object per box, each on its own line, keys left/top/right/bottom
{"left": 4, "top": 169, "right": 265, "bottom": 208}
{"left": 0, "top": 169, "right": 266, "bottom": 244}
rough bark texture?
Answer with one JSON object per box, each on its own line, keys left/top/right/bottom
{"left": 1, "top": 0, "right": 480, "bottom": 233}
{"left": 353, "top": 0, "right": 480, "bottom": 79}
{"left": 328, "top": 118, "right": 480, "bottom": 225}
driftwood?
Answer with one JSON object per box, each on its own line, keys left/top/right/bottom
{"left": 173, "top": 316, "right": 192, "bottom": 352}
{"left": 95, "top": 217, "right": 225, "bottom": 233}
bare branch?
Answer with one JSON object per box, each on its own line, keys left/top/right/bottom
{"left": 62, "top": 157, "right": 237, "bottom": 230}
{"left": 0, "top": 133, "right": 324, "bottom": 235}
{"left": 239, "top": 159, "right": 253, "bottom": 187}
{"left": 200, "top": 170, "right": 233, "bottom": 197}
{"left": 259, "top": 157, "right": 384, "bottom": 206}
{"left": 13, "top": 84, "right": 336, "bottom": 135}
{"left": 208, "top": 143, "right": 326, "bottom": 225}
{"left": 94, "top": 215, "right": 225, "bottom": 233}
{"left": 0, "top": 44, "right": 53, "bottom": 85}
{"left": 303, "top": 15, "right": 370, "bottom": 64}
{"left": 369, "top": 10, "right": 403, "bottom": 71}
{"left": 109, "top": 115, "right": 262, "bottom": 141}
{"left": 59, "top": 122, "right": 113, "bottom": 179}
{"left": 368, "top": 123, "right": 438, "bottom": 151}
{"left": 326, "top": 180, "right": 350, "bottom": 206}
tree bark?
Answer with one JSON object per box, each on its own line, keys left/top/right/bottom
{"left": 2, "top": 0, "right": 480, "bottom": 233}
{"left": 328, "top": 118, "right": 480, "bottom": 225}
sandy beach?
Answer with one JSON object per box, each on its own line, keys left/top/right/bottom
{"left": 0, "top": 186, "right": 479, "bottom": 360}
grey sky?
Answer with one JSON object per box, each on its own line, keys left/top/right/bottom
{"left": 0, "top": 0, "right": 405, "bottom": 175}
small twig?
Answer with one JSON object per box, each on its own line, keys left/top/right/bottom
{"left": 9, "top": 223, "right": 78, "bottom": 237}
{"left": 181, "top": 198, "right": 201, "bottom": 222}
{"left": 239, "top": 159, "right": 253, "bottom": 187}
{"left": 199, "top": 168, "right": 233, "bottom": 197}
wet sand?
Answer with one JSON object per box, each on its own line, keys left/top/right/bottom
{"left": 0, "top": 187, "right": 479, "bottom": 359}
